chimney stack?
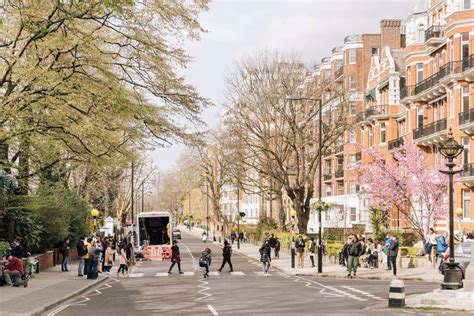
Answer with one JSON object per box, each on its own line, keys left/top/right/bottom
{"left": 380, "top": 19, "right": 402, "bottom": 49}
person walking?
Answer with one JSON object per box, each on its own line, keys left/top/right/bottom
{"left": 259, "top": 239, "right": 271, "bottom": 276}
{"left": 295, "top": 235, "right": 306, "bottom": 268}
{"left": 384, "top": 234, "right": 393, "bottom": 271}
{"left": 59, "top": 238, "right": 70, "bottom": 272}
{"left": 87, "top": 240, "right": 100, "bottom": 279}
{"left": 117, "top": 243, "right": 128, "bottom": 277}
{"left": 168, "top": 240, "right": 184, "bottom": 274}
{"left": 126, "top": 241, "right": 135, "bottom": 273}
{"left": 83, "top": 237, "right": 92, "bottom": 276}
{"left": 389, "top": 235, "right": 399, "bottom": 276}
{"left": 76, "top": 237, "right": 88, "bottom": 277}
{"left": 104, "top": 241, "right": 114, "bottom": 273}
{"left": 347, "top": 235, "right": 363, "bottom": 278}
{"left": 268, "top": 234, "right": 277, "bottom": 259}
{"left": 274, "top": 237, "right": 280, "bottom": 259}
{"left": 199, "top": 248, "right": 212, "bottom": 278}
{"left": 308, "top": 237, "right": 316, "bottom": 268}
{"left": 217, "top": 240, "right": 233, "bottom": 272}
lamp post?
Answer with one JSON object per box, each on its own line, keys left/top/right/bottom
{"left": 290, "top": 208, "right": 297, "bottom": 269}
{"left": 91, "top": 209, "right": 100, "bottom": 236}
{"left": 439, "top": 128, "right": 464, "bottom": 290}
{"left": 286, "top": 95, "right": 323, "bottom": 273}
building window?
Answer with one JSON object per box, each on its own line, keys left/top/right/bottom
{"left": 407, "top": 66, "right": 411, "bottom": 85}
{"left": 349, "top": 154, "right": 357, "bottom": 164}
{"left": 416, "top": 63, "right": 423, "bottom": 83}
{"left": 325, "top": 184, "right": 332, "bottom": 197}
{"left": 349, "top": 129, "right": 356, "bottom": 143}
{"left": 368, "top": 128, "right": 373, "bottom": 147}
{"left": 350, "top": 207, "right": 357, "bottom": 222}
{"left": 462, "top": 85, "right": 470, "bottom": 113}
{"left": 371, "top": 47, "right": 378, "bottom": 56}
{"left": 348, "top": 49, "right": 356, "bottom": 64}
{"left": 416, "top": 24, "right": 424, "bottom": 43}
{"left": 348, "top": 75, "right": 357, "bottom": 90}
{"left": 337, "top": 183, "right": 344, "bottom": 195}
{"left": 463, "top": 190, "right": 471, "bottom": 218}
{"left": 464, "top": 0, "right": 471, "bottom": 10}
{"left": 450, "top": 90, "right": 454, "bottom": 118}
{"left": 380, "top": 123, "right": 386, "bottom": 143}
{"left": 325, "top": 161, "right": 332, "bottom": 175}
{"left": 349, "top": 182, "right": 357, "bottom": 194}
{"left": 325, "top": 209, "right": 331, "bottom": 221}
{"left": 462, "top": 137, "right": 470, "bottom": 166}
{"left": 462, "top": 33, "right": 470, "bottom": 65}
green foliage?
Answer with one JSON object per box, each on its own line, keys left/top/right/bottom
{"left": 0, "top": 241, "right": 11, "bottom": 257}
{"left": 369, "top": 207, "right": 389, "bottom": 235}
{"left": 4, "top": 209, "right": 42, "bottom": 249}
{"left": 374, "top": 229, "right": 405, "bottom": 246}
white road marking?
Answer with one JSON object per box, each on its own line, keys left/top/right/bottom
{"left": 230, "top": 271, "right": 245, "bottom": 276}
{"left": 209, "top": 271, "right": 220, "bottom": 276}
{"left": 155, "top": 272, "right": 169, "bottom": 277}
{"left": 128, "top": 273, "right": 144, "bottom": 278}
{"left": 183, "top": 272, "right": 194, "bottom": 276}
{"left": 340, "top": 286, "right": 386, "bottom": 301}
{"left": 207, "top": 304, "right": 218, "bottom": 315}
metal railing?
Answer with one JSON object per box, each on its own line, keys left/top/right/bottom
{"left": 356, "top": 105, "right": 389, "bottom": 122}
{"left": 388, "top": 137, "right": 404, "bottom": 150}
{"left": 459, "top": 108, "right": 474, "bottom": 126}
{"left": 413, "top": 118, "right": 447, "bottom": 140}
{"left": 335, "top": 168, "right": 344, "bottom": 179}
{"left": 335, "top": 144, "right": 344, "bottom": 154}
{"left": 462, "top": 163, "right": 474, "bottom": 178}
{"left": 425, "top": 24, "right": 445, "bottom": 42}
{"left": 334, "top": 66, "right": 344, "bottom": 78}
{"left": 323, "top": 173, "right": 332, "bottom": 181}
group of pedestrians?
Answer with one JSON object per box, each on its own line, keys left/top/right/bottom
{"left": 229, "top": 231, "right": 246, "bottom": 244}
{"left": 75, "top": 235, "right": 134, "bottom": 279}
{"left": 1, "top": 238, "right": 29, "bottom": 287}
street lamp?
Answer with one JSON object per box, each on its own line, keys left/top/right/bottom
{"left": 236, "top": 211, "right": 246, "bottom": 249}
{"left": 91, "top": 209, "right": 100, "bottom": 236}
{"left": 290, "top": 208, "right": 297, "bottom": 269}
{"left": 286, "top": 95, "right": 323, "bottom": 273}
{"left": 439, "top": 128, "right": 464, "bottom": 290}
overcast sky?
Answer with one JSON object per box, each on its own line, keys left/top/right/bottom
{"left": 152, "top": 0, "right": 416, "bottom": 171}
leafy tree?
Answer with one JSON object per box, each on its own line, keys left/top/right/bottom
{"left": 368, "top": 207, "right": 389, "bottom": 235}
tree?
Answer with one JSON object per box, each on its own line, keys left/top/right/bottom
{"left": 353, "top": 141, "right": 448, "bottom": 241}
{"left": 368, "top": 207, "right": 390, "bottom": 235}
{"left": 224, "top": 52, "right": 350, "bottom": 232}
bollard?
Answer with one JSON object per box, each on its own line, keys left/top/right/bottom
{"left": 388, "top": 279, "right": 405, "bottom": 308}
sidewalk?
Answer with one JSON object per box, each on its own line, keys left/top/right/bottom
{"left": 0, "top": 262, "right": 107, "bottom": 316}
{"left": 180, "top": 226, "right": 442, "bottom": 282}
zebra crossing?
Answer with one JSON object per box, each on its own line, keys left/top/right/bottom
{"left": 124, "top": 271, "right": 281, "bottom": 278}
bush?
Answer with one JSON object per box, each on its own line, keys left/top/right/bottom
{"left": 0, "top": 241, "right": 10, "bottom": 257}
{"left": 374, "top": 229, "right": 405, "bottom": 246}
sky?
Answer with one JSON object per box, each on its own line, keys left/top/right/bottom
{"left": 152, "top": 0, "right": 416, "bottom": 172}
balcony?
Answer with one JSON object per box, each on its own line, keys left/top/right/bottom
{"left": 412, "top": 118, "right": 447, "bottom": 146}
{"left": 335, "top": 168, "right": 344, "bottom": 179}
{"left": 401, "top": 56, "right": 474, "bottom": 102}
{"left": 424, "top": 24, "right": 445, "bottom": 46}
{"left": 458, "top": 108, "right": 474, "bottom": 134}
{"left": 461, "top": 163, "right": 474, "bottom": 186}
{"left": 334, "top": 144, "right": 344, "bottom": 155}
{"left": 388, "top": 137, "right": 404, "bottom": 151}
{"left": 323, "top": 173, "right": 332, "bottom": 182}
{"left": 357, "top": 105, "right": 390, "bottom": 124}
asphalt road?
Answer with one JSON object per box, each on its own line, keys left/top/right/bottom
{"left": 44, "top": 231, "right": 442, "bottom": 315}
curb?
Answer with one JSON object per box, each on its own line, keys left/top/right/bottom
{"left": 30, "top": 276, "right": 109, "bottom": 316}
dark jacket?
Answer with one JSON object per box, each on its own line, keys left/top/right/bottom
{"left": 389, "top": 239, "right": 399, "bottom": 257}
{"left": 10, "top": 244, "right": 23, "bottom": 259}
{"left": 259, "top": 244, "right": 271, "bottom": 263}
{"left": 200, "top": 252, "right": 212, "bottom": 266}
{"left": 348, "top": 241, "right": 363, "bottom": 257}
{"left": 60, "top": 242, "right": 70, "bottom": 257}
{"left": 309, "top": 240, "right": 316, "bottom": 254}
{"left": 171, "top": 245, "right": 180, "bottom": 259}
{"left": 268, "top": 237, "right": 277, "bottom": 248}
{"left": 295, "top": 239, "right": 305, "bottom": 253}
{"left": 222, "top": 244, "right": 232, "bottom": 258}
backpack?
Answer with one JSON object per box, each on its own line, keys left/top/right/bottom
{"left": 77, "top": 241, "right": 87, "bottom": 257}
{"left": 199, "top": 252, "right": 209, "bottom": 267}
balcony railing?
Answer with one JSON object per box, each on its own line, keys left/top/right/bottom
{"left": 462, "top": 163, "right": 474, "bottom": 178}
{"left": 425, "top": 24, "right": 445, "bottom": 42}
{"left": 335, "top": 168, "right": 344, "bottom": 179}
{"left": 357, "top": 105, "right": 389, "bottom": 122}
{"left": 459, "top": 108, "right": 474, "bottom": 126}
{"left": 335, "top": 144, "right": 344, "bottom": 154}
{"left": 388, "top": 137, "right": 404, "bottom": 151}
{"left": 334, "top": 66, "right": 344, "bottom": 78}
{"left": 413, "top": 118, "right": 447, "bottom": 140}
{"left": 323, "top": 173, "right": 332, "bottom": 181}
{"left": 402, "top": 56, "right": 473, "bottom": 99}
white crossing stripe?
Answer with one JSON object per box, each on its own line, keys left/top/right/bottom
{"left": 230, "top": 271, "right": 245, "bottom": 276}
{"left": 129, "top": 273, "right": 144, "bottom": 278}
{"left": 183, "top": 272, "right": 194, "bottom": 276}
{"left": 155, "top": 272, "right": 169, "bottom": 277}
{"left": 209, "top": 272, "right": 220, "bottom": 276}
{"left": 340, "top": 286, "right": 385, "bottom": 301}
{"left": 254, "top": 271, "right": 271, "bottom": 276}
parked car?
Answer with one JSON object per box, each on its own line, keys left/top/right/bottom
{"left": 172, "top": 228, "right": 182, "bottom": 240}
{"left": 439, "top": 241, "right": 472, "bottom": 278}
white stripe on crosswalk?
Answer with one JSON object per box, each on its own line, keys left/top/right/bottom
{"left": 155, "top": 272, "right": 169, "bottom": 277}
{"left": 230, "top": 271, "right": 245, "bottom": 276}
{"left": 183, "top": 272, "right": 194, "bottom": 276}
{"left": 129, "top": 273, "right": 144, "bottom": 278}
{"left": 209, "top": 272, "right": 220, "bottom": 276}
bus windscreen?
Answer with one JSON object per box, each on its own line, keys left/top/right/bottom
{"left": 138, "top": 216, "right": 170, "bottom": 246}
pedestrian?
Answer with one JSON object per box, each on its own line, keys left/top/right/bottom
{"left": 117, "top": 243, "right": 128, "bottom": 277}
{"left": 87, "top": 240, "right": 100, "bottom": 279}
{"left": 3, "top": 253, "right": 28, "bottom": 287}
{"left": 104, "top": 241, "right": 114, "bottom": 273}
{"left": 10, "top": 238, "right": 24, "bottom": 259}
{"left": 230, "top": 231, "right": 235, "bottom": 244}
{"left": 295, "top": 235, "right": 306, "bottom": 268}
{"left": 126, "top": 241, "right": 134, "bottom": 272}
{"left": 274, "top": 237, "right": 280, "bottom": 259}
{"left": 83, "top": 237, "right": 92, "bottom": 276}
{"left": 367, "top": 238, "right": 378, "bottom": 269}
{"left": 218, "top": 240, "right": 233, "bottom": 272}
{"left": 259, "top": 239, "right": 271, "bottom": 276}
{"left": 168, "top": 240, "right": 184, "bottom": 274}
{"left": 341, "top": 237, "right": 351, "bottom": 267}
{"left": 268, "top": 233, "right": 277, "bottom": 259}
{"left": 59, "top": 238, "right": 70, "bottom": 272}
{"left": 199, "top": 248, "right": 212, "bottom": 278}
{"left": 389, "top": 235, "right": 399, "bottom": 276}
{"left": 427, "top": 228, "right": 437, "bottom": 263}
{"left": 383, "top": 234, "right": 393, "bottom": 271}
{"left": 239, "top": 231, "right": 244, "bottom": 244}
{"left": 96, "top": 239, "right": 103, "bottom": 273}
{"left": 201, "top": 231, "right": 207, "bottom": 243}
{"left": 308, "top": 237, "right": 316, "bottom": 268}
{"left": 347, "top": 234, "right": 363, "bottom": 278}
{"left": 76, "top": 237, "right": 88, "bottom": 277}
{"left": 101, "top": 237, "right": 108, "bottom": 272}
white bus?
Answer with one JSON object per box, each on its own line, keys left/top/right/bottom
{"left": 136, "top": 211, "right": 172, "bottom": 260}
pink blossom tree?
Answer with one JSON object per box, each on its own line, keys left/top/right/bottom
{"left": 353, "top": 141, "right": 448, "bottom": 242}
